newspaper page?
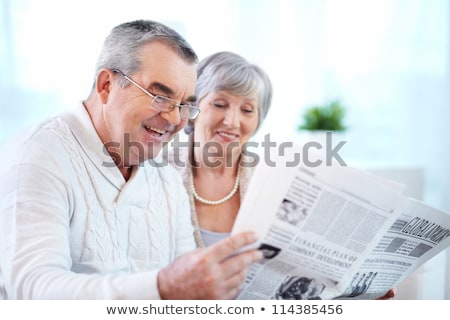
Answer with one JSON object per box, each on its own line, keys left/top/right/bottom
{"left": 336, "top": 198, "right": 450, "bottom": 299}
{"left": 231, "top": 146, "right": 450, "bottom": 300}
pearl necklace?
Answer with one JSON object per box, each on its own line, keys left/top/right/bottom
{"left": 191, "top": 167, "right": 240, "bottom": 205}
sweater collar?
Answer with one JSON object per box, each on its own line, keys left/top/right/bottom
{"left": 59, "top": 102, "right": 127, "bottom": 189}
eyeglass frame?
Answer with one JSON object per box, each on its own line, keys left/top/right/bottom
{"left": 111, "top": 69, "right": 200, "bottom": 120}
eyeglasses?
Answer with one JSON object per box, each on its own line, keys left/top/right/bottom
{"left": 112, "top": 69, "right": 200, "bottom": 120}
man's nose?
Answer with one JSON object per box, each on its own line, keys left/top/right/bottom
{"left": 160, "top": 107, "right": 181, "bottom": 125}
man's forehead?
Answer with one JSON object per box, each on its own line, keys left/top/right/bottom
{"left": 138, "top": 43, "right": 197, "bottom": 99}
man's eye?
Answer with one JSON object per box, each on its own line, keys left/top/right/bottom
{"left": 154, "top": 96, "right": 168, "bottom": 104}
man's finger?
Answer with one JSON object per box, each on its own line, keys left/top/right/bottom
{"left": 221, "top": 249, "right": 262, "bottom": 276}
{"left": 205, "top": 231, "right": 259, "bottom": 261}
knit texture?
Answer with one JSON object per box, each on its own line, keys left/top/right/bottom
{"left": 0, "top": 103, "right": 195, "bottom": 299}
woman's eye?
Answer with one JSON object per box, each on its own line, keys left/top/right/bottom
{"left": 213, "top": 103, "right": 227, "bottom": 108}
{"left": 242, "top": 106, "right": 255, "bottom": 113}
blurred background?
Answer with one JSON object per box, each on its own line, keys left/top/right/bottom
{"left": 1, "top": 0, "right": 448, "bottom": 299}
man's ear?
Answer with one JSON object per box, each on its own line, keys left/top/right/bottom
{"left": 96, "top": 69, "right": 114, "bottom": 104}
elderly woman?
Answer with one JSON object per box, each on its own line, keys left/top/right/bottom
{"left": 168, "top": 51, "right": 396, "bottom": 300}
{"left": 169, "top": 51, "right": 272, "bottom": 247}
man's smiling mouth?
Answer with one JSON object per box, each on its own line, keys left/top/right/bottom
{"left": 144, "top": 125, "right": 166, "bottom": 136}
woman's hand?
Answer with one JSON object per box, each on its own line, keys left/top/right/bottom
{"left": 376, "top": 288, "right": 396, "bottom": 300}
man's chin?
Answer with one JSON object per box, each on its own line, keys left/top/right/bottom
{"left": 127, "top": 136, "right": 176, "bottom": 165}
{"left": 139, "top": 148, "right": 162, "bottom": 162}
{"left": 141, "top": 145, "right": 164, "bottom": 162}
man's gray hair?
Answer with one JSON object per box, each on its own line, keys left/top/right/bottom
{"left": 94, "top": 20, "right": 198, "bottom": 86}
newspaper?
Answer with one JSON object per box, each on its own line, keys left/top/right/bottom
{"left": 231, "top": 146, "right": 450, "bottom": 300}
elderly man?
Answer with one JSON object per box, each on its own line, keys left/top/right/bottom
{"left": 0, "top": 20, "right": 261, "bottom": 300}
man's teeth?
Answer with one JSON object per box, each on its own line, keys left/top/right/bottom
{"left": 145, "top": 126, "right": 166, "bottom": 135}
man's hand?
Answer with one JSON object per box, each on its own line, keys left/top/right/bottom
{"left": 157, "top": 231, "right": 263, "bottom": 299}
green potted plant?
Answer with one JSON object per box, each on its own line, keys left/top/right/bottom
{"left": 298, "top": 100, "right": 346, "bottom": 132}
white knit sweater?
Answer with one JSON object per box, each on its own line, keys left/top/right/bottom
{"left": 0, "top": 103, "right": 195, "bottom": 299}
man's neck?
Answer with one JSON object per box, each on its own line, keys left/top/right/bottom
{"left": 119, "top": 166, "right": 133, "bottom": 181}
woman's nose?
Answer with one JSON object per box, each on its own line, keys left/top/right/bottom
{"left": 223, "top": 108, "right": 239, "bottom": 129}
